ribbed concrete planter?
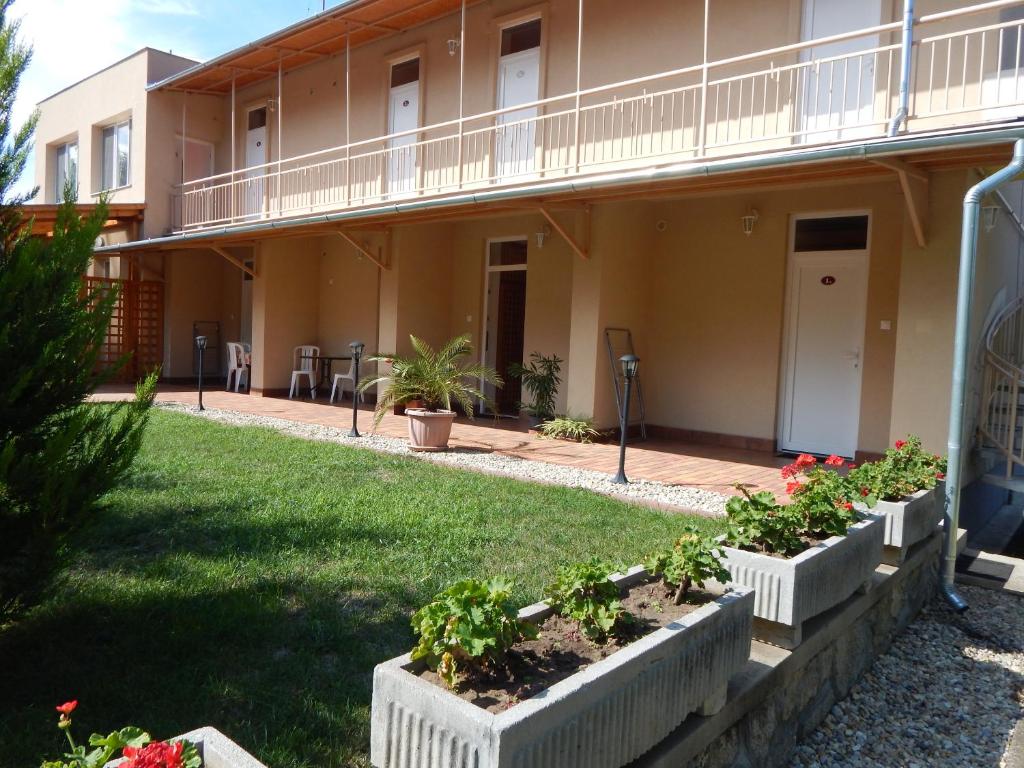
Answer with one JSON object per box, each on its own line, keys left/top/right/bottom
{"left": 720, "top": 515, "right": 884, "bottom": 649}
{"left": 107, "top": 728, "right": 266, "bottom": 768}
{"left": 405, "top": 408, "right": 456, "bottom": 451}
{"left": 370, "top": 567, "right": 754, "bottom": 768}
{"left": 867, "top": 488, "right": 941, "bottom": 565}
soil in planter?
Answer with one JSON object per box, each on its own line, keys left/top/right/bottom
{"left": 730, "top": 533, "right": 830, "bottom": 559}
{"left": 417, "top": 578, "right": 716, "bottom": 713}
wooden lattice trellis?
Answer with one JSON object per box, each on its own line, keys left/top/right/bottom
{"left": 83, "top": 276, "right": 164, "bottom": 381}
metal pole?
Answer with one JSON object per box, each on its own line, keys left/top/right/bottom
{"left": 277, "top": 56, "right": 283, "bottom": 214}
{"left": 573, "top": 0, "right": 584, "bottom": 173}
{"left": 614, "top": 376, "right": 632, "bottom": 484}
{"left": 345, "top": 29, "right": 351, "bottom": 205}
{"left": 942, "top": 138, "right": 1024, "bottom": 612}
{"left": 230, "top": 72, "right": 236, "bottom": 222}
{"left": 888, "top": 0, "right": 915, "bottom": 136}
{"left": 197, "top": 348, "right": 205, "bottom": 411}
{"left": 456, "top": 0, "right": 466, "bottom": 188}
{"left": 696, "top": 0, "right": 710, "bottom": 156}
{"left": 349, "top": 354, "right": 361, "bottom": 437}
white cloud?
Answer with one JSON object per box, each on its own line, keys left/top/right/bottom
{"left": 135, "top": 0, "right": 200, "bottom": 16}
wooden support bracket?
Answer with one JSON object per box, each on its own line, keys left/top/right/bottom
{"left": 872, "top": 157, "right": 928, "bottom": 247}
{"left": 336, "top": 229, "right": 389, "bottom": 270}
{"left": 211, "top": 246, "right": 257, "bottom": 277}
{"left": 538, "top": 205, "right": 589, "bottom": 260}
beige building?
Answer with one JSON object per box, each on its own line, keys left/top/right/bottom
{"left": 32, "top": 0, "right": 1024, "bottom": 479}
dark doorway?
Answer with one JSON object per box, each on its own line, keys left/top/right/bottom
{"left": 494, "top": 269, "right": 527, "bottom": 414}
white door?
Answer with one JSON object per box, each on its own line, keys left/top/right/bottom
{"left": 388, "top": 81, "right": 419, "bottom": 196}
{"left": 496, "top": 48, "right": 540, "bottom": 179}
{"left": 800, "top": 0, "right": 882, "bottom": 142}
{"left": 779, "top": 215, "right": 870, "bottom": 458}
{"left": 244, "top": 107, "right": 267, "bottom": 218}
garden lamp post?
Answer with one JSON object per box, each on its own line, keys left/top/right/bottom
{"left": 195, "top": 335, "right": 208, "bottom": 412}
{"left": 348, "top": 340, "right": 365, "bottom": 437}
{"left": 613, "top": 354, "right": 640, "bottom": 484}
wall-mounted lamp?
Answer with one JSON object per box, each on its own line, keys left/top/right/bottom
{"left": 447, "top": 38, "right": 461, "bottom": 57}
{"left": 982, "top": 204, "right": 1000, "bottom": 232}
{"left": 535, "top": 224, "right": 551, "bottom": 249}
{"left": 741, "top": 209, "right": 759, "bottom": 236}
{"left": 267, "top": 98, "right": 277, "bottom": 113}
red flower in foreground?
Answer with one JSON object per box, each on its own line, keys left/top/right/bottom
{"left": 122, "top": 741, "right": 185, "bottom": 768}
{"left": 895, "top": 439, "right": 907, "bottom": 449}
{"left": 824, "top": 454, "right": 845, "bottom": 467}
{"left": 839, "top": 501, "right": 854, "bottom": 511}
{"left": 936, "top": 472, "right": 945, "bottom": 480}
{"left": 795, "top": 453, "right": 817, "bottom": 468}
{"left": 785, "top": 480, "right": 803, "bottom": 495}
{"left": 55, "top": 701, "right": 77, "bottom": 716}
{"left": 860, "top": 487, "right": 870, "bottom": 497}
{"left": 781, "top": 463, "right": 798, "bottom": 479}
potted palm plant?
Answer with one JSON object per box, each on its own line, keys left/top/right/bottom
{"left": 507, "top": 352, "right": 562, "bottom": 428}
{"left": 359, "top": 334, "right": 501, "bottom": 451}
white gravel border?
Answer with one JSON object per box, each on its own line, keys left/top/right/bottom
{"left": 156, "top": 402, "right": 728, "bottom": 516}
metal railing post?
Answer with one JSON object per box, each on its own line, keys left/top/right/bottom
{"left": 697, "top": 0, "right": 710, "bottom": 156}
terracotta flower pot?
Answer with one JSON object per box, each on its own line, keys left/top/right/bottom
{"left": 405, "top": 408, "right": 456, "bottom": 451}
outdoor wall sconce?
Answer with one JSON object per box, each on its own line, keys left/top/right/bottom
{"left": 195, "top": 335, "right": 208, "bottom": 412}
{"left": 982, "top": 204, "right": 1000, "bottom": 232}
{"left": 613, "top": 354, "right": 640, "bottom": 484}
{"left": 348, "top": 340, "right": 365, "bottom": 438}
{"left": 267, "top": 98, "right": 277, "bottom": 113}
{"left": 447, "top": 38, "right": 461, "bottom": 56}
{"left": 535, "top": 224, "right": 551, "bottom": 249}
{"left": 741, "top": 209, "right": 759, "bottom": 236}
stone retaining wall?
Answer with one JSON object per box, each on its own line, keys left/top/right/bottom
{"left": 632, "top": 530, "right": 942, "bottom": 768}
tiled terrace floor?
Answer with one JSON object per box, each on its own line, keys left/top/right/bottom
{"left": 93, "top": 384, "right": 790, "bottom": 499}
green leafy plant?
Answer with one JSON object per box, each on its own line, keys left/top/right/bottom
{"left": 544, "top": 558, "right": 627, "bottom": 643}
{"left": 724, "top": 485, "right": 806, "bottom": 556}
{"left": 645, "top": 527, "right": 731, "bottom": 604}
{"left": 411, "top": 577, "right": 536, "bottom": 689}
{"left": 41, "top": 701, "right": 199, "bottom": 768}
{"left": 539, "top": 415, "right": 601, "bottom": 443}
{"left": 507, "top": 353, "right": 562, "bottom": 420}
{"left": 783, "top": 453, "right": 862, "bottom": 538}
{"left": 359, "top": 334, "right": 502, "bottom": 425}
{"left": 848, "top": 436, "right": 947, "bottom": 502}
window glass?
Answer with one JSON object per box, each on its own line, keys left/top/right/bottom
{"left": 55, "top": 141, "right": 77, "bottom": 200}
{"left": 101, "top": 121, "right": 130, "bottom": 191}
{"left": 794, "top": 215, "right": 869, "bottom": 252}
{"left": 501, "top": 19, "right": 541, "bottom": 56}
{"left": 488, "top": 239, "right": 528, "bottom": 267}
{"left": 247, "top": 107, "right": 267, "bottom": 131}
{"left": 390, "top": 57, "right": 420, "bottom": 88}
{"left": 117, "top": 122, "right": 130, "bottom": 188}
{"left": 102, "top": 127, "right": 116, "bottom": 190}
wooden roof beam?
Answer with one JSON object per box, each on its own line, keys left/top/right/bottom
{"left": 335, "top": 229, "right": 389, "bottom": 270}
{"left": 872, "top": 157, "right": 929, "bottom": 247}
{"left": 210, "top": 245, "right": 258, "bottom": 277}
{"left": 538, "top": 205, "right": 589, "bottom": 260}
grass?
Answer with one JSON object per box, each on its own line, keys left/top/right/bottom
{"left": 0, "top": 408, "right": 724, "bottom": 768}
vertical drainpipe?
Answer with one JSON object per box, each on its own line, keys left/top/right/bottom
{"left": 888, "top": 0, "right": 914, "bottom": 137}
{"left": 943, "top": 138, "right": 1024, "bottom": 611}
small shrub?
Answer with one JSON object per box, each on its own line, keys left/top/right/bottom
{"left": 508, "top": 352, "right": 562, "bottom": 420}
{"left": 545, "top": 558, "right": 627, "bottom": 643}
{"left": 783, "top": 453, "right": 861, "bottom": 538}
{"left": 848, "top": 436, "right": 946, "bottom": 502}
{"left": 411, "top": 578, "right": 537, "bottom": 689}
{"left": 724, "top": 485, "right": 806, "bottom": 556}
{"left": 644, "top": 527, "right": 731, "bottom": 604}
{"left": 539, "top": 416, "right": 601, "bottom": 443}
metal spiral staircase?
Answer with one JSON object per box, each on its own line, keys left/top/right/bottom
{"left": 980, "top": 296, "right": 1024, "bottom": 492}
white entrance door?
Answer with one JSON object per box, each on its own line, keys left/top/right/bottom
{"left": 496, "top": 47, "right": 540, "bottom": 179}
{"left": 800, "top": 0, "right": 882, "bottom": 142}
{"left": 388, "top": 81, "right": 419, "bottom": 196}
{"left": 244, "top": 107, "right": 268, "bottom": 218}
{"left": 779, "top": 215, "right": 870, "bottom": 458}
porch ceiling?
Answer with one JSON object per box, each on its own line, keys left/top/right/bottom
{"left": 21, "top": 203, "right": 146, "bottom": 238}
{"left": 152, "top": 0, "right": 464, "bottom": 94}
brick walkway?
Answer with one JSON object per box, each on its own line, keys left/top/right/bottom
{"left": 93, "top": 384, "right": 789, "bottom": 498}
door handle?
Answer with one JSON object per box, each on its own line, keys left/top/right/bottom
{"left": 843, "top": 349, "right": 861, "bottom": 369}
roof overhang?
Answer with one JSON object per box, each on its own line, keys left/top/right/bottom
{"left": 150, "top": 0, "right": 464, "bottom": 95}
{"left": 23, "top": 203, "right": 145, "bottom": 238}
{"left": 95, "top": 123, "right": 1024, "bottom": 255}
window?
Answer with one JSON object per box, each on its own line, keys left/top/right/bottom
{"left": 794, "top": 215, "right": 869, "bottom": 252}
{"left": 1001, "top": 6, "right": 1024, "bottom": 72}
{"left": 54, "top": 141, "right": 78, "bottom": 200}
{"left": 501, "top": 18, "right": 541, "bottom": 56}
{"left": 390, "top": 57, "right": 420, "bottom": 88}
{"left": 101, "top": 120, "right": 131, "bottom": 190}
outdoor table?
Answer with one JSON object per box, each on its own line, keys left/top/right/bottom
{"left": 300, "top": 354, "right": 351, "bottom": 389}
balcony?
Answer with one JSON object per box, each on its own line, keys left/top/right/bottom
{"left": 173, "top": 2, "right": 1024, "bottom": 233}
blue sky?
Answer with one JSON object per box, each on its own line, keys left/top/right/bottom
{"left": 11, "top": 0, "right": 349, "bottom": 196}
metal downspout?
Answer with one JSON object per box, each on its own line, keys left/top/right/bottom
{"left": 943, "top": 138, "right": 1024, "bottom": 611}
{"left": 888, "top": 0, "right": 915, "bottom": 136}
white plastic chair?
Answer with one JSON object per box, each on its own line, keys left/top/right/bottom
{"left": 225, "top": 342, "right": 249, "bottom": 392}
{"left": 289, "top": 345, "right": 319, "bottom": 399}
{"left": 329, "top": 358, "right": 365, "bottom": 404}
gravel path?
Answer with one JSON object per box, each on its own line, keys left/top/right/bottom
{"left": 157, "top": 402, "right": 729, "bottom": 515}
{"left": 789, "top": 585, "right": 1024, "bottom": 768}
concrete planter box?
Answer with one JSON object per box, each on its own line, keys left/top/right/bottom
{"left": 720, "top": 514, "right": 884, "bottom": 649}
{"left": 868, "top": 488, "right": 941, "bottom": 565}
{"left": 370, "top": 568, "right": 754, "bottom": 768}
{"left": 107, "top": 728, "right": 266, "bottom": 768}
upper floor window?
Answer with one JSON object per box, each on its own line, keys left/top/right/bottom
{"left": 101, "top": 120, "right": 131, "bottom": 190}
{"left": 54, "top": 141, "right": 78, "bottom": 201}
{"left": 500, "top": 18, "right": 541, "bottom": 56}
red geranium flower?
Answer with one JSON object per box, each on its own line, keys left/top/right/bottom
{"left": 795, "top": 453, "right": 817, "bottom": 468}
{"left": 780, "top": 463, "right": 798, "bottom": 479}
{"left": 55, "top": 701, "right": 77, "bottom": 716}
{"left": 786, "top": 480, "right": 803, "bottom": 495}
{"left": 824, "top": 454, "right": 845, "bottom": 467}
{"left": 895, "top": 439, "right": 907, "bottom": 449}
{"left": 839, "top": 501, "right": 854, "bottom": 511}
{"left": 860, "top": 487, "right": 870, "bottom": 497}
{"left": 123, "top": 741, "right": 185, "bottom": 768}
{"left": 936, "top": 472, "right": 945, "bottom": 480}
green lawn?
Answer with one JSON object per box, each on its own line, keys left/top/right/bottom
{"left": 0, "top": 409, "right": 723, "bottom": 768}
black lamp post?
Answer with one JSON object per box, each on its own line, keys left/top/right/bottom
{"left": 348, "top": 340, "right": 365, "bottom": 437}
{"left": 613, "top": 354, "right": 640, "bottom": 484}
{"left": 195, "top": 335, "right": 208, "bottom": 412}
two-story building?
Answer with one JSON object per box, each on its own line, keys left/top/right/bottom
{"left": 32, "top": 0, "right": 1024, "bottom": 496}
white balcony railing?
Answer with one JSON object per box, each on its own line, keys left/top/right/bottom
{"left": 174, "top": 1, "right": 1024, "bottom": 232}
